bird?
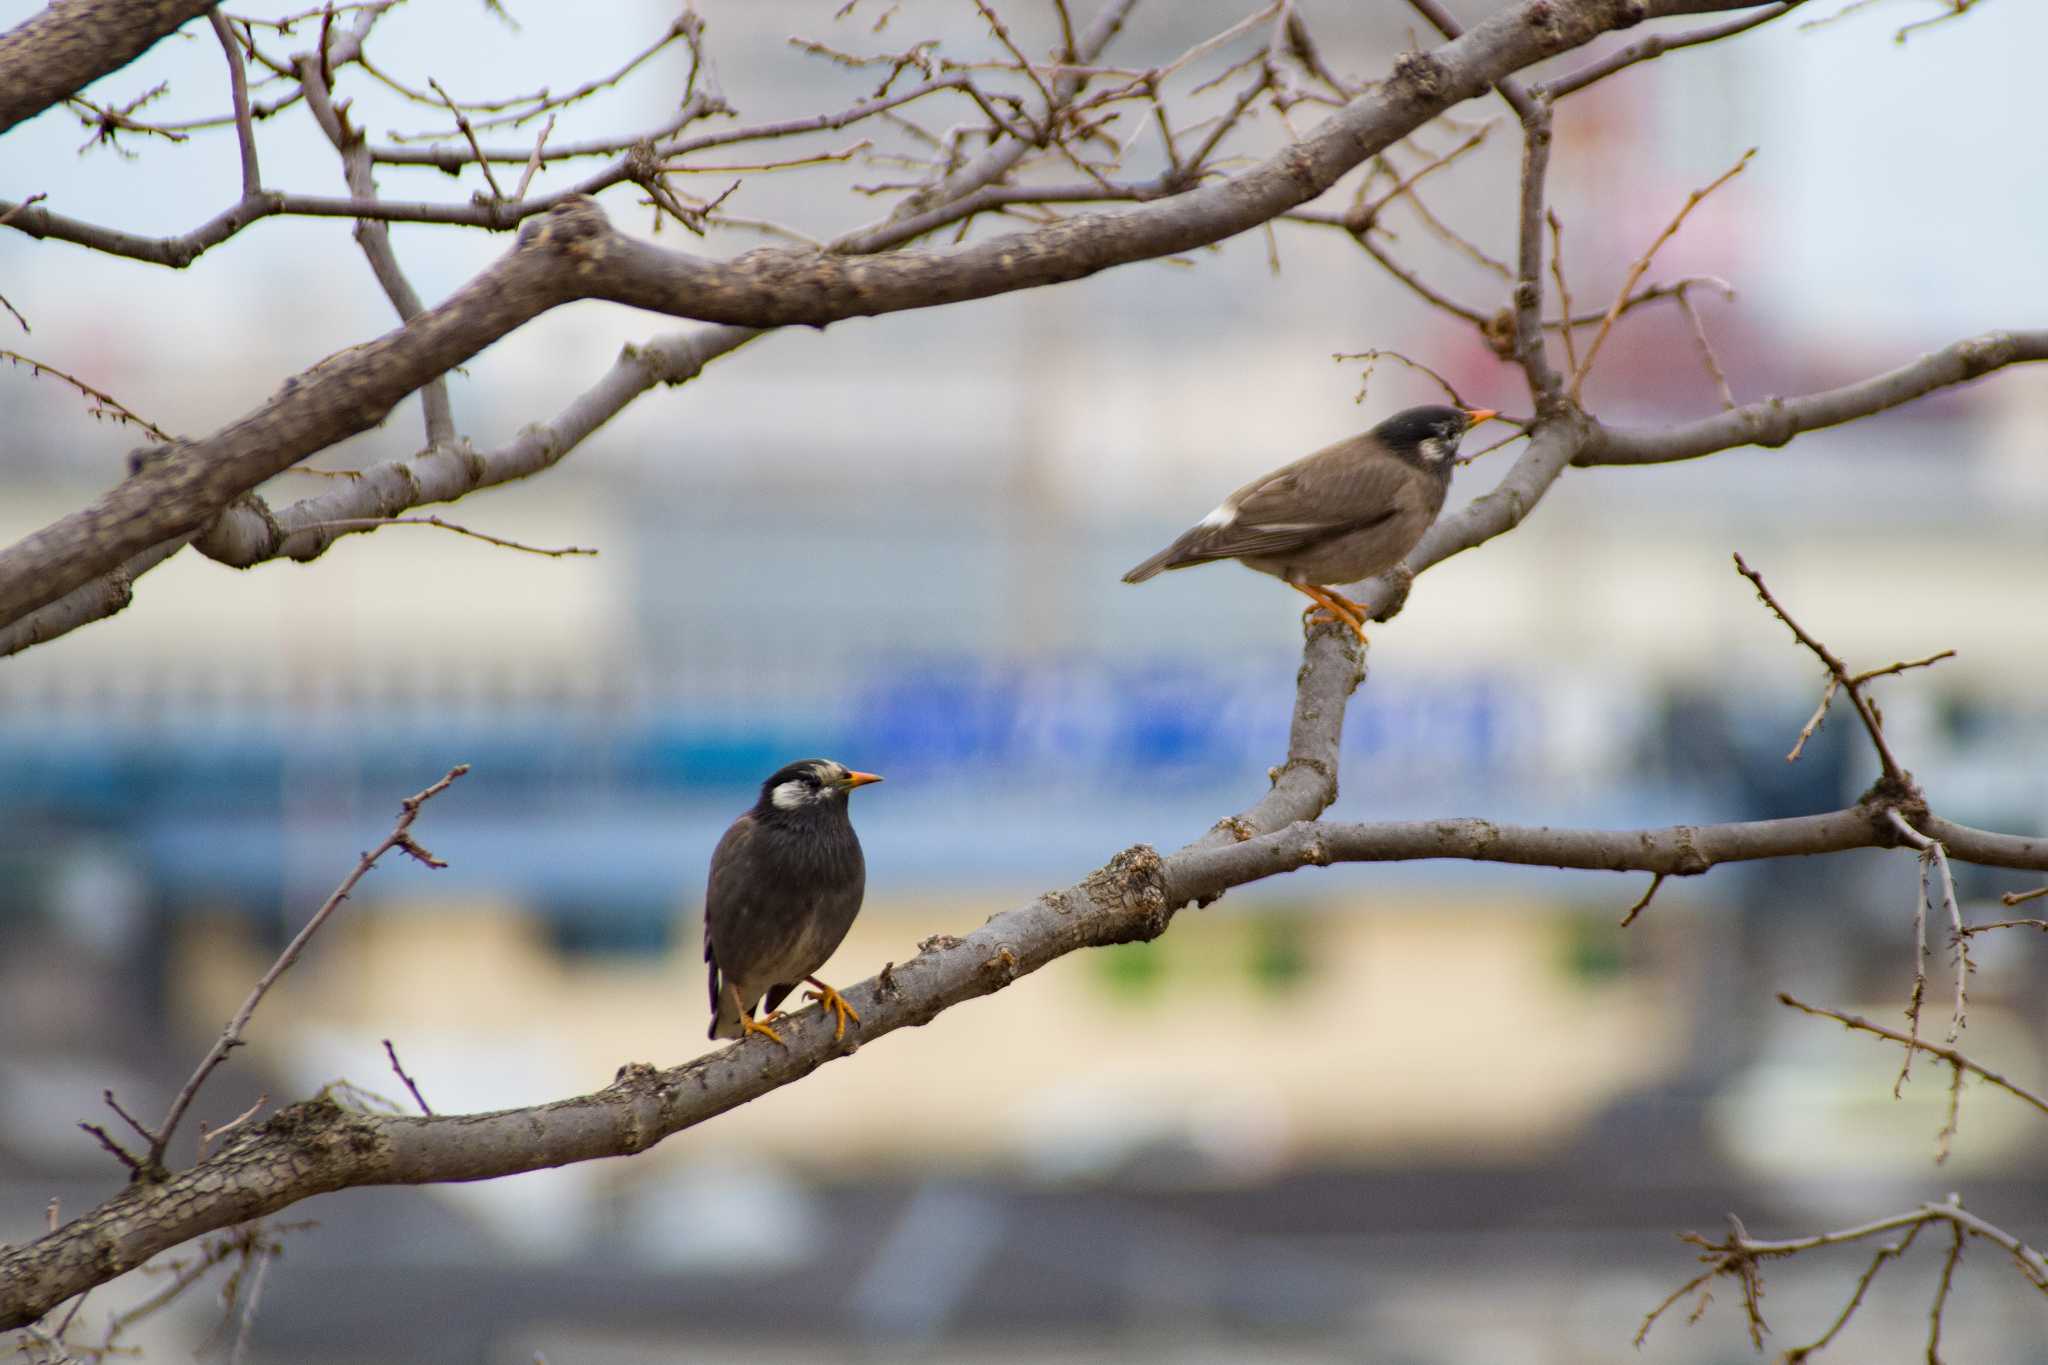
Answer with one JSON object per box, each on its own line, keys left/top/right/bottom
{"left": 703, "top": 758, "right": 882, "bottom": 1046}
{"left": 1121, "top": 404, "right": 1499, "bottom": 642}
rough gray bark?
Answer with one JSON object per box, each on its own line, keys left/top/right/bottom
{"left": 0, "top": 0, "right": 216, "bottom": 135}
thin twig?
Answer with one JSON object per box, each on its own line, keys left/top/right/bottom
{"left": 1894, "top": 0, "right": 1983, "bottom": 43}
{"left": 209, "top": 10, "right": 263, "bottom": 196}
{"left": 1889, "top": 810, "right": 1935, "bottom": 1094}
{"left": 1787, "top": 676, "right": 1840, "bottom": 762}
{"left": 148, "top": 767, "right": 469, "bottom": 1174}
{"left": 1967, "top": 914, "right": 2048, "bottom": 933}
{"left": 969, "top": 0, "right": 1057, "bottom": 134}
{"left": 383, "top": 1040, "right": 434, "bottom": 1115}
{"left": 299, "top": 515, "right": 598, "bottom": 557}
{"left": 0, "top": 192, "right": 47, "bottom": 230}
{"left": 1, "top": 350, "right": 175, "bottom": 441}
{"left": 428, "top": 77, "right": 507, "bottom": 201}
{"left": 1674, "top": 283, "right": 1735, "bottom": 408}
{"left": 1936, "top": 1055, "right": 1963, "bottom": 1165}
{"left": 1619, "top": 872, "right": 1666, "bottom": 927}
{"left": 78, "top": 1123, "right": 143, "bottom": 1176}
{"left": 1641, "top": 1195, "right": 2048, "bottom": 1352}
{"left": 1571, "top": 148, "right": 1753, "bottom": 400}
{"left": 1733, "top": 553, "right": 1910, "bottom": 786}
{"left": 1783, "top": 1224, "right": 1923, "bottom": 1362}
{"left": 1853, "top": 650, "right": 1958, "bottom": 686}
{"left": 1333, "top": 348, "right": 1471, "bottom": 409}
{"left": 1351, "top": 125, "right": 1491, "bottom": 229}
{"left": 1542, "top": 3, "right": 1805, "bottom": 99}
{"left": 380, "top": 16, "right": 691, "bottom": 138}
{"left": 1927, "top": 1219, "right": 1965, "bottom": 1362}
{"left": 512, "top": 114, "right": 557, "bottom": 202}
{"left": 1403, "top": 181, "right": 1515, "bottom": 279}
{"left": 103, "top": 1090, "right": 156, "bottom": 1147}
{"left": 1779, "top": 993, "right": 2048, "bottom": 1121}
{"left": 1546, "top": 209, "right": 1578, "bottom": 377}
{"left": 1926, "top": 838, "right": 1970, "bottom": 1043}
{"left": 196, "top": 1095, "right": 269, "bottom": 1161}
{"left": 227, "top": 1229, "right": 276, "bottom": 1365}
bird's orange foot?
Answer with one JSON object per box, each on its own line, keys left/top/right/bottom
{"left": 803, "top": 978, "right": 861, "bottom": 1043}
{"left": 1293, "top": 586, "right": 1369, "bottom": 645}
{"left": 739, "top": 1012, "right": 788, "bottom": 1047}
{"left": 1324, "top": 589, "right": 1374, "bottom": 623}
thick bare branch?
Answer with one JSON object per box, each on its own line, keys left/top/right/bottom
{"left": 0, "top": 0, "right": 1154, "bottom": 654}
{"left": 0, "top": 0, "right": 1730, "bottom": 639}
{"left": 1167, "top": 803, "right": 2048, "bottom": 907}
{"left": 0, "top": 0, "right": 216, "bottom": 135}
{"left": 0, "top": 609, "right": 1368, "bottom": 1330}
{"left": 1584, "top": 330, "right": 2048, "bottom": 465}
{"left": 13, "top": 768, "right": 2048, "bottom": 1328}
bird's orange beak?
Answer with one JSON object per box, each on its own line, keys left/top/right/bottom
{"left": 1463, "top": 408, "right": 1499, "bottom": 425}
{"left": 843, "top": 771, "right": 884, "bottom": 788}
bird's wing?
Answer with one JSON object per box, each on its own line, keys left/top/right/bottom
{"left": 703, "top": 813, "right": 758, "bottom": 1017}
{"left": 1133, "top": 438, "right": 1425, "bottom": 573}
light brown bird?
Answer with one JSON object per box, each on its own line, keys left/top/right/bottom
{"left": 1121, "top": 404, "right": 1498, "bottom": 641}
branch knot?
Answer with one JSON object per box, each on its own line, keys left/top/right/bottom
{"left": 1083, "top": 843, "right": 1169, "bottom": 943}
{"left": 1388, "top": 51, "right": 1451, "bottom": 103}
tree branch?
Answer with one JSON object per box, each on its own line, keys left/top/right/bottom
{"left": 1583, "top": 329, "right": 2048, "bottom": 465}
{"left": 0, "top": 617, "right": 1368, "bottom": 1330}
{"left": 0, "top": 0, "right": 217, "bottom": 135}
{"left": 1540, "top": 1, "right": 1806, "bottom": 99}
{"left": 0, "top": 0, "right": 1153, "bottom": 655}
{"left": 0, "top": 0, "right": 1715, "bottom": 639}
{"left": 144, "top": 765, "right": 468, "bottom": 1177}
{"left": 13, "top": 771, "right": 2048, "bottom": 1327}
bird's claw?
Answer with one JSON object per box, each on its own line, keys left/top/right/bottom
{"left": 1289, "top": 583, "right": 1370, "bottom": 644}
{"left": 803, "top": 981, "right": 861, "bottom": 1043}
{"left": 739, "top": 1013, "right": 788, "bottom": 1048}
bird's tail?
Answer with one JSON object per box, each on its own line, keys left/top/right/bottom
{"left": 707, "top": 962, "right": 747, "bottom": 1039}
{"left": 1122, "top": 543, "right": 1190, "bottom": 584}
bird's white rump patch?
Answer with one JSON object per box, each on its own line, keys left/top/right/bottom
{"left": 1199, "top": 503, "right": 1237, "bottom": 529}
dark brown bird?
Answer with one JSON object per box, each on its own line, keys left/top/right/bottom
{"left": 704, "top": 758, "right": 882, "bottom": 1046}
{"left": 1122, "top": 404, "right": 1498, "bottom": 641}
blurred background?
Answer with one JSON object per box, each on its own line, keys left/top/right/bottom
{"left": 3, "top": 0, "right": 2047, "bottom": 1361}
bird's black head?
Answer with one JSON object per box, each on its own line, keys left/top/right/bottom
{"left": 1371, "top": 404, "right": 1499, "bottom": 471}
{"left": 755, "top": 758, "right": 883, "bottom": 816}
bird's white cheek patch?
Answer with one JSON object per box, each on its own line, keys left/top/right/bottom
{"left": 770, "top": 781, "right": 812, "bottom": 811}
{"left": 1199, "top": 503, "right": 1237, "bottom": 529}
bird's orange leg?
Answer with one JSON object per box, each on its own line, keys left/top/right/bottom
{"left": 1323, "top": 588, "right": 1375, "bottom": 621}
{"left": 1291, "top": 583, "right": 1369, "bottom": 645}
{"left": 803, "top": 977, "right": 861, "bottom": 1043}
{"left": 729, "top": 982, "right": 788, "bottom": 1047}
